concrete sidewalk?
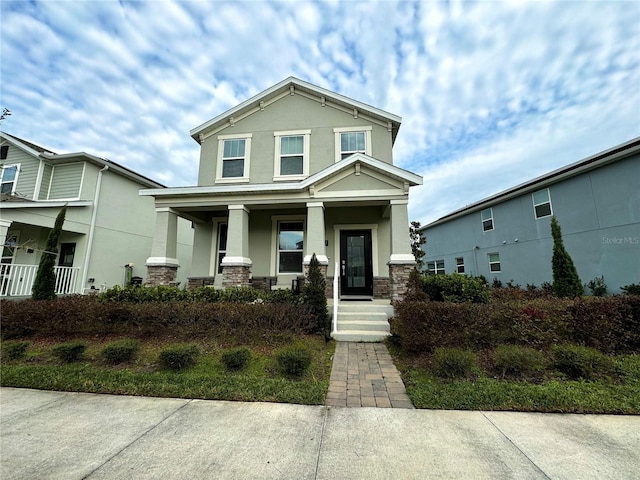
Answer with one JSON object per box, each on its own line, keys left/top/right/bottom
{"left": 2, "top": 388, "right": 639, "bottom": 479}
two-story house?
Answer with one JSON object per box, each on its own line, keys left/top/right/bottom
{"left": 0, "top": 132, "right": 193, "bottom": 296}
{"left": 420, "top": 137, "right": 640, "bottom": 291}
{"left": 141, "top": 78, "right": 423, "bottom": 339}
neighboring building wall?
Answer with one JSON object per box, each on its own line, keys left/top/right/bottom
{"left": 422, "top": 154, "right": 640, "bottom": 291}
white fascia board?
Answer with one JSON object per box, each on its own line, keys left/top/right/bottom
{"left": 190, "top": 77, "right": 402, "bottom": 141}
{"left": 0, "top": 132, "right": 44, "bottom": 158}
{"left": 0, "top": 200, "right": 92, "bottom": 209}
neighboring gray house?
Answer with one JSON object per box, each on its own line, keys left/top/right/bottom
{"left": 420, "top": 137, "right": 640, "bottom": 292}
{"left": 141, "top": 77, "right": 423, "bottom": 341}
{"left": 0, "top": 132, "right": 193, "bottom": 296}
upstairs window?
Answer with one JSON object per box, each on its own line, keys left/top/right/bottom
{"left": 216, "top": 134, "right": 251, "bottom": 182}
{"left": 456, "top": 257, "right": 465, "bottom": 273}
{"left": 333, "top": 126, "right": 372, "bottom": 162}
{"left": 481, "top": 208, "right": 494, "bottom": 231}
{"left": 274, "top": 130, "right": 310, "bottom": 180}
{"left": 533, "top": 188, "right": 552, "bottom": 218}
{"left": 426, "top": 260, "right": 445, "bottom": 275}
{"left": 1, "top": 164, "right": 19, "bottom": 195}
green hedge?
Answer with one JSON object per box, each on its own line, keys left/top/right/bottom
{"left": 0, "top": 295, "right": 316, "bottom": 342}
{"left": 392, "top": 295, "right": 640, "bottom": 355}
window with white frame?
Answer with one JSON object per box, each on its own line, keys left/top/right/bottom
{"left": 273, "top": 130, "right": 310, "bottom": 180}
{"left": 333, "top": 126, "right": 372, "bottom": 162}
{"left": 216, "top": 134, "right": 251, "bottom": 182}
{"left": 1, "top": 164, "right": 19, "bottom": 195}
{"left": 456, "top": 257, "right": 465, "bottom": 273}
{"left": 426, "top": 260, "right": 445, "bottom": 275}
{"left": 1, "top": 232, "right": 18, "bottom": 265}
{"left": 481, "top": 208, "right": 494, "bottom": 231}
{"left": 277, "top": 221, "right": 304, "bottom": 273}
{"left": 532, "top": 188, "right": 552, "bottom": 218}
{"left": 216, "top": 223, "right": 228, "bottom": 275}
{"left": 488, "top": 253, "right": 501, "bottom": 272}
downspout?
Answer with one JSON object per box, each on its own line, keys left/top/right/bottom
{"left": 81, "top": 165, "right": 109, "bottom": 290}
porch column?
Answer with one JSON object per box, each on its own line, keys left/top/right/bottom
{"left": 222, "top": 204, "right": 252, "bottom": 287}
{"left": 388, "top": 199, "right": 416, "bottom": 302}
{"left": 0, "top": 219, "right": 12, "bottom": 250}
{"left": 304, "top": 201, "right": 329, "bottom": 289}
{"left": 146, "top": 207, "right": 180, "bottom": 286}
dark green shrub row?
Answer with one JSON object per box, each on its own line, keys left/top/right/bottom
{"left": 428, "top": 344, "right": 618, "bottom": 381}
{"left": 420, "top": 273, "right": 491, "bottom": 303}
{"left": 1, "top": 341, "right": 30, "bottom": 361}
{"left": 0, "top": 296, "right": 316, "bottom": 341}
{"left": 220, "top": 347, "right": 252, "bottom": 370}
{"left": 97, "top": 285, "right": 300, "bottom": 304}
{"left": 101, "top": 339, "right": 140, "bottom": 364}
{"left": 392, "top": 294, "right": 640, "bottom": 354}
{"left": 158, "top": 344, "right": 200, "bottom": 370}
{"left": 52, "top": 341, "right": 87, "bottom": 363}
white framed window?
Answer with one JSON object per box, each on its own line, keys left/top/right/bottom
{"left": 427, "top": 260, "right": 445, "bottom": 275}
{"left": 481, "top": 208, "right": 494, "bottom": 231}
{"left": 216, "top": 134, "right": 252, "bottom": 183}
{"left": 333, "top": 126, "right": 372, "bottom": 162}
{"left": 533, "top": 188, "right": 552, "bottom": 219}
{"left": 488, "top": 253, "right": 501, "bottom": 273}
{"left": 277, "top": 221, "right": 304, "bottom": 274}
{"left": 1, "top": 231, "right": 19, "bottom": 265}
{"left": 456, "top": 257, "right": 465, "bottom": 274}
{"left": 273, "top": 129, "right": 310, "bottom": 181}
{"left": 216, "top": 223, "right": 228, "bottom": 275}
{"left": 1, "top": 164, "right": 19, "bottom": 195}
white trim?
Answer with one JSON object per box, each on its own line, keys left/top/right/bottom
{"left": 0, "top": 163, "right": 20, "bottom": 195}
{"left": 270, "top": 215, "right": 306, "bottom": 276}
{"left": 333, "top": 126, "right": 372, "bottom": 163}
{"left": 333, "top": 223, "right": 379, "bottom": 276}
{"left": 220, "top": 256, "right": 252, "bottom": 267}
{"left": 532, "top": 188, "right": 553, "bottom": 219}
{"left": 481, "top": 207, "right": 494, "bottom": 232}
{"left": 273, "top": 129, "right": 311, "bottom": 181}
{"left": 0, "top": 200, "right": 92, "bottom": 209}
{"left": 215, "top": 134, "right": 252, "bottom": 183}
{"left": 388, "top": 254, "right": 416, "bottom": 264}
{"left": 228, "top": 204, "right": 249, "bottom": 213}
{"left": 145, "top": 257, "right": 180, "bottom": 267}
{"left": 212, "top": 219, "right": 228, "bottom": 279}
{"left": 303, "top": 254, "right": 329, "bottom": 265}
{"left": 34, "top": 159, "right": 44, "bottom": 199}
{"left": 488, "top": 252, "right": 501, "bottom": 273}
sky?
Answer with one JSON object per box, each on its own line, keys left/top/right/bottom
{"left": 1, "top": 0, "right": 639, "bottom": 225}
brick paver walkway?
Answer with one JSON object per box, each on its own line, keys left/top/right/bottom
{"left": 325, "top": 342, "right": 414, "bottom": 408}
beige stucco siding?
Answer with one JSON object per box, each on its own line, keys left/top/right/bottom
{"left": 196, "top": 94, "right": 394, "bottom": 187}
{"left": 49, "top": 163, "right": 83, "bottom": 199}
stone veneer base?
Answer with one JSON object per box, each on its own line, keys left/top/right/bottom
{"left": 388, "top": 262, "right": 416, "bottom": 303}
{"left": 146, "top": 265, "right": 178, "bottom": 286}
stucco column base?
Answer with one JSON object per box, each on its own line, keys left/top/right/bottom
{"left": 222, "top": 265, "right": 251, "bottom": 288}
{"left": 146, "top": 265, "right": 178, "bottom": 286}
{"left": 388, "top": 261, "right": 416, "bottom": 303}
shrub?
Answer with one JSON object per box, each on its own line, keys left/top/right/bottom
{"left": 551, "top": 344, "right": 614, "bottom": 380}
{"left": 276, "top": 346, "right": 312, "bottom": 377}
{"left": 158, "top": 344, "right": 200, "bottom": 370}
{"left": 220, "top": 347, "right": 252, "bottom": 370}
{"left": 1, "top": 341, "right": 29, "bottom": 361}
{"left": 431, "top": 348, "right": 477, "bottom": 379}
{"left": 586, "top": 276, "right": 607, "bottom": 296}
{"left": 101, "top": 339, "right": 140, "bottom": 364}
{"left": 422, "top": 273, "right": 490, "bottom": 303}
{"left": 492, "top": 345, "right": 547, "bottom": 379}
{"left": 551, "top": 216, "right": 584, "bottom": 298}
{"left": 621, "top": 283, "right": 640, "bottom": 295}
{"left": 32, "top": 206, "right": 66, "bottom": 301}
{"left": 301, "top": 253, "right": 328, "bottom": 334}
{"left": 52, "top": 341, "right": 86, "bottom": 363}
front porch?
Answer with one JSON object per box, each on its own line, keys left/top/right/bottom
{"left": 0, "top": 264, "right": 80, "bottom": 297}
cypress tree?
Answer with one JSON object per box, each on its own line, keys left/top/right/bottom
{"left": 32, "top": 206, "right": 67, "bottom": 300}
{"left": 551, "top": 215, "right": 583, "bottom": 298}
{"left": 302, "top": 253, "right": 329, "bottom": 334}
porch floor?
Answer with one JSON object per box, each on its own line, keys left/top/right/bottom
{"left": 325, "top": 342, "right": 414, "bottom": 409}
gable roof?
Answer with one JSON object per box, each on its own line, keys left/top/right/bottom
{"left": 141, "top": 152, "right": 422, "bottom": 199}
{"left": 1, "top": 131, "right": 165, "bottom": 189}
{"left": 422, "top": 136, "right": 640, "bottom": 229}
{"left": 190, "top": 77, "right": 403, "bottom": 144}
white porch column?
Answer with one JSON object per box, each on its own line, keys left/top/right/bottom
{"left": 304, "top": 201, "right": 328, "bottom": 266}
{"left": 145, "top": 207, "right": 180, "bottom": 285}
{"left": 388, "top": 199, "right": 415, "bottom": 302}
{"left": 0, "top": 219, "right": 12, "bottom": 250}
{"left": 221, "top": 204, "right": 252, "bottom": 287}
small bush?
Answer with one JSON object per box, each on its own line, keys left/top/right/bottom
{"left": 492, "top": 345, "right": 547, "bottom": 379}
{"left": 587, "top": 276, "right": 607, "bottom": 296}
{"left": 422, "top": 273, "right": 490, "bottom": 303}
{"left": 276, "top": 346, "right": 312, "bottom": 377}
{"left": 220, "top": 347, "right": 251, "bottom": 370}
{"left": 158, "top": 344, "right": 200, "bottom": 370}
{"left": 101, "top": 339, "right": 140, "bottom": 364}
{"left": 1, "top": 341, "right": 29, "bottom": 361}
{"left": 621, "top": 283, "right": 640, "bottom": 295}
{"left": 52, "top": 341, "right": 86, "bottom": 363}
{"left": 431, "top": 348, "right": 477, "bottom": 379}
{"left": 551, "top": 344, "right": 614, "bottom": 380}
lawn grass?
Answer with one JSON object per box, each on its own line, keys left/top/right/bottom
{"left": 0, "top": 336, "right": 334, "bottom": 405}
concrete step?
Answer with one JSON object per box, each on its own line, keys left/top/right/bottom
{"left": 331, "top": 330, "right": 391, "bottom": 342}
{"left": 333, "top": 302, "right": 394, "bottom": 317}
{"left": 336, "top": 319, "right": 391, "bottom": 333}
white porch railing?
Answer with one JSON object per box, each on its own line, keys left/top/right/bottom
{"left": 332, "top": 261, "right": 338, "bottom": 335}
{"left": 0, "top": 264, "right": 80, "bottom": 297}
